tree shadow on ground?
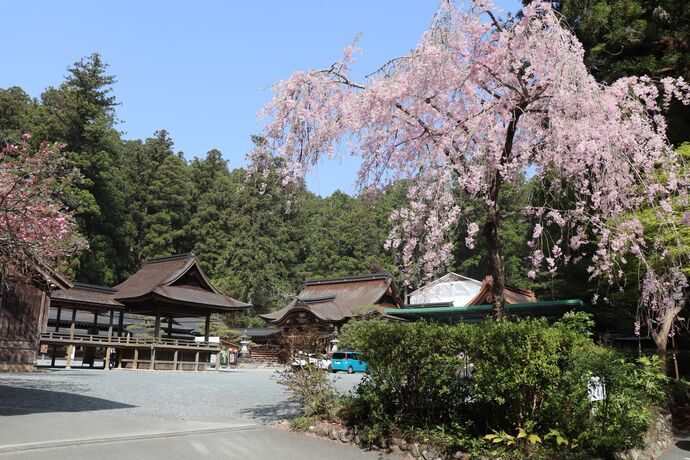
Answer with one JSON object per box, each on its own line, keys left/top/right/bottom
{"left": 239, "top": 400, "right": 300, "bottom": 424}
{"left": 676, "top": 440, "right": 690, "bottom": 451}
{"left": 0, "top": 385, "right": 134, "bottom": 415}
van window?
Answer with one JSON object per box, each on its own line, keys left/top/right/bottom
{"left": 332, "top": 352, "right": 345, "bottom": 359}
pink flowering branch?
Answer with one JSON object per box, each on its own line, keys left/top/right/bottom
{"left": 0, "top": 137, "right": 86, "bottom": 280}
{"left": 257, "top": 0, "right": 689, "bottom": 329}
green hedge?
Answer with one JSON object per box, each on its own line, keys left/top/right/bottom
{"left": 339, "top": 313, "right": 667, "bottom": 457}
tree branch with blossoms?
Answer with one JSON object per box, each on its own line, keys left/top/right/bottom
{"left": 0, "top": 135, "right": 86, "bottom": 283}
{"left": 256, "top": 0, "right": 689, "bottom": 336}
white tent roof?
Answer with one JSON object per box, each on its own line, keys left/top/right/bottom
{"left": 408, "top": 273, "right": 483, "bottom": 307}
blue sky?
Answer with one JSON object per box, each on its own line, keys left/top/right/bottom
{"left": 1, "top": 0, "right": 521, "bottom": 196}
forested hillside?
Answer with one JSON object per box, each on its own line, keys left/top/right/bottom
{"left": 2, "top": 48, "right": 685, "bottom": 330}
{"left": 0, "top": 54, "right": 535, "bottom": 314}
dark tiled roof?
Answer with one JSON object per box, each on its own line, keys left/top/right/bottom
{"left": 114, "top": 254, "right": 200, "bottom": 300}
{"left": 261, "top": 273, "right": 402, "bottom": 325}
{"left": 113, "top": 254, "right": 249, "bottom": 311}
{"left": 153, "top": 285, "right": 250, "bottom": 309}
{"left": 51, "top": 283, "right": 125, "bottom": 308}
{"left": 50, "top": 254, "right": 250, "bottom": 313}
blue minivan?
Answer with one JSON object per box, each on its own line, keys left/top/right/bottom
{"left": 330, "top": 351, "right": 367, "bottom": 373}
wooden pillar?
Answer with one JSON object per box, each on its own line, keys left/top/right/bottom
{"left": 55, "top": 306, "right": 62, "bottom": 332}
{"left": 194, "top": 351, "right": 200, "bottom": 372}
{"left": 104, "top": 309, "right": 114, "bottom": 371}
{"left": 133, "top": 348, "right": 139, "bottom": 369}
{"left": 117, "top": 310, "right": 124, "bottom": 338}
{"left": 51, "top": 305, "right": 59, "bottom": 364}
{"left": 167, "top": 316, "right": 173, "bottom": 339}
{"left": 150, "top": 346, "right": 155, "bottom": 370}
{"left": 69, "top": 308, "right": 76, "bottom": 340}
{"left": 65, "top": 344, "right": 73, "bottom": 369}
{"left": 204, "top": 313, "right": 211, "bottom": 342}
{"left": 90, "top": 311, "right": 98, "bottom": 368}
{"left": 173, "top": 349, "right": 178, "bottom": 371}
{"left": 108, "top": 309, "right": 114, "bottom": 341}
{"left": 154, "top": 309, "right": 161, "bottom": 340}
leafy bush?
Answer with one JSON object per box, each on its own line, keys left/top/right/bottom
{"left": 290, "top": 415, "right": 317, "bottom": 432}
{"left": 339, "top": 313, "right": 667, "bottom": 457}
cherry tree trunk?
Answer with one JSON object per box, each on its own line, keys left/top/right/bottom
{"left": 483, "top": 103, "right": 525, "bottom": 321}
{"left": 484, "top": 197, "right": 506, "bottom": 321}
{"left": 649, "top": 306, "right": 682, "bottom": 376}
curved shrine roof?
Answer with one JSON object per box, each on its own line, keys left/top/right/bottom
{"left": 261, "top": 273, "right": 402, "bottom": 325}
{"left": 50, "top": 254, "right": 250, "bottom": 314}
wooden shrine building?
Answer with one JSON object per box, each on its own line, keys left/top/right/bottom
{"left": 261, "top": 273, "right": 403, "bottom": 357}
{"left": 0, "top": 264, "right": 70, "bottom": 371}
{"left": 261, "top": 273, "right": 403, "bottom": 332}
{"left": 42, "top": 254, "right": 250, "bottom": 371}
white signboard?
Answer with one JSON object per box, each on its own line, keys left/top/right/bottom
{"left": 588, "top": 377, "right": 606, "bottom": 402}
{"left": 194, "top": 336, "right": 220, "bottom": 343}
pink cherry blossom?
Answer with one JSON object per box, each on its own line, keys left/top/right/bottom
{"left": 257, "top": 0, "right": 689, "bottom": 326}
{"left": 0, "top": 137, "right": 85, "bottom": 277}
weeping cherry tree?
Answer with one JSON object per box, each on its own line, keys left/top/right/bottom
{"left": 256, "top": 1, "right": 690, "bottom": 358}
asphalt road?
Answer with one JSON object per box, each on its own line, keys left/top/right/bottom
{"left": 0, "top": 368, "right": 387, "bottom": 459}
{"left": 663, "top": 436, "right": 690, "bottom": 460}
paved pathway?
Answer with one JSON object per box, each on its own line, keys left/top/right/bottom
{"left": 663, "top": 435, "right": 690, "bottom": 460}
{"left": 0, "top": 369, "right": 387, "bottom": 459}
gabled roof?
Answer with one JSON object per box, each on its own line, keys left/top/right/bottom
{"left": 114, "top": 253, "right": 220, "bottom": 300}
{"left": 50, "top": 254, "right": 250, "bottom": 314}
{"left": 113, "top": 254, "right": 250, "bottom": 312}
{"left": 261, "top": 273, "right": 402, "bottom": 325}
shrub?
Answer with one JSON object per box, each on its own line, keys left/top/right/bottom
{"left": 290, "top": 415, "right": 317, "bottom": 432}
{"left": 339, "top": 313, "right": 667, "bottom": 457}
{"left": 274, "top": 329, "right": 338, "bottom": 419}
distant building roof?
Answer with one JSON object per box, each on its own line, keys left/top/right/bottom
{"left": 409, "top": 272, "right": 483, "bottom": 307}
{"left": 230, "top": 327, "right": 283, "bottom": 338}
{"left": 408, "top": 273, "right": 536, "bottom": 307}
{"left": 261, "top": 273, "right": 403, "bottom": 326}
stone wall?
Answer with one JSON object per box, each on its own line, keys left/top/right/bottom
{"left": 616, "top": 411, "right": 674, "bottom": 460}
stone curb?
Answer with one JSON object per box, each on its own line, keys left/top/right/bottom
{"left": 0, "top": 424, "right": 260, "bottom": 454}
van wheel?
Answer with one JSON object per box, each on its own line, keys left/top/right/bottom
{"left": 347, "top": 366, "right": 354, "bottom": 374}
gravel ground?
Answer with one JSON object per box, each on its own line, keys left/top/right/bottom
{"left": 0, "top": 368, "right": 364, "bottom": 423}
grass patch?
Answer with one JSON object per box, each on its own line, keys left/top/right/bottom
{"left": 290, "top": 415, "right": 317, "bottom": 432}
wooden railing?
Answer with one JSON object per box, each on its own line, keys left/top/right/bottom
{"left": 40, "top": 332, "right": 220, "bottom": 350}
{"left": 119, "top": 359, "right": 210, "bottom": 372}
